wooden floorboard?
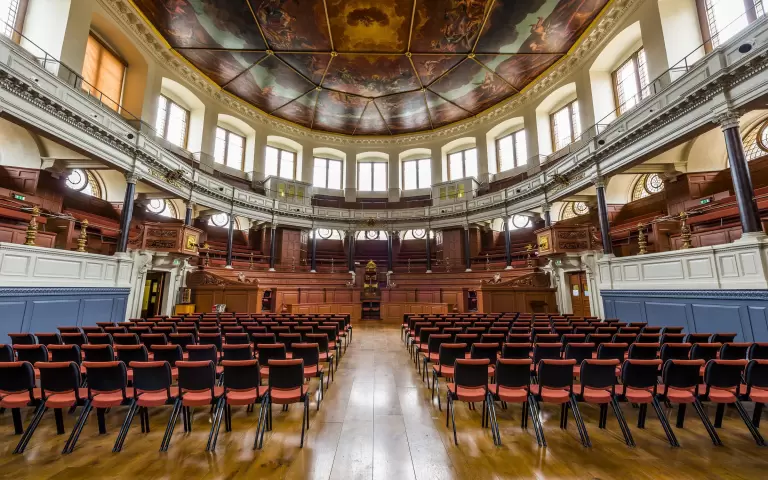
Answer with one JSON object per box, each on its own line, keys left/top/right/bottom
{"left": 1, "top": 322, "right": 767, "bottom": 479}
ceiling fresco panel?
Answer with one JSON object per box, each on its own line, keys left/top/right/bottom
{"left": 410, "top": 55, "right": 465, "bottom": 86}
{"left": 224, "top": 54, "right": 314, "bottom": 113}
{"left": 322, "top": 55, "right": 421, "bottom": 97}
{"left": 133, "top": 0, "right": 267, "bottom": 50}
{"left": 474, "top": 53, "right": 563, "bottom": 91}
{"left": 272, "top": 89, "right": 319, "bottom": 129}
{"left": 176, "top": 49, "right": 264, "bottom": 86}
{"left": 354, "top": 102, "right": 390, "bottom": 135}
{"left": 325, "top": 0, "right": 412, "bottom": 52}
{"left": 277, "top": 53, "right": 332, "bottom": 84}
{"left": 376, "top": 91, "right": 431, "bottom": 134}
{"left": 429, "top": 59, "right": 515, "bottom": 114}
{"left": 410, "top": 0, "right": 491, "bottom": 53}
{"left": 424, "top": 90, "right": 468, "bottom": 128}
{"left": 313, "top": 90, "right": 370, "bottom": 134}
{"left": 517, "top": 0, "right": 610, "bottom": 54}
{"left": 250, "top": 0, "right": 332, "bottom": 50}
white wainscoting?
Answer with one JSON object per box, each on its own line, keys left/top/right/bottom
{"left": 0, "top": 243, "right": 133, "bottom": 288}
{"left": 596, "top": 236, "right": 768, "bottom": 290}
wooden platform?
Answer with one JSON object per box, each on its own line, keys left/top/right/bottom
{"left": 1, "top": 322, "right": 767, "bottom": 479}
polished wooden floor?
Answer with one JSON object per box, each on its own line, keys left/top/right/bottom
{"left": 1, "top": 322, "right": 767, "bottom": 479}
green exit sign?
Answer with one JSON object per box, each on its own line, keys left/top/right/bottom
{"left": 12, "top": 193, "right": 25, "bottom": 201}
{"left": 700, "top": 198, "right": 711, "bottom": 205}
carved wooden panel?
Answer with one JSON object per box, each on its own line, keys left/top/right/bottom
{"left": 0, "top": 166, "right": 39, "bottom": 194}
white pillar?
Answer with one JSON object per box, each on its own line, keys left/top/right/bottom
{"left": 475, "top": 135, "right": 490, "bottom": 186}
{"left": 430, "top": 146, "right": 442, "bottom": 185}
{"left": 345, "top": 150, "right": 357, "bottom": 202}
{"left": 250, "top": 130, "right": 267, "bottom": 183}
{"left": 388, "top": 153, "right": 400, "bottom": 202}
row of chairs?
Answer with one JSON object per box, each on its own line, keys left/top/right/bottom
{"left": 130, "top": 313, "right": 351, "bottom": 324}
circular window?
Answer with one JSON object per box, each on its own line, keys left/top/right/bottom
{"left": 412, "top": 229, "right": 426, "bottom": 239}
{"left": 317, "top": 228, "right": 333, "bottom": 239}
{"left": 631, "top": 173, "right": 665, "bottom": 201}
{"left": 66, "top": 169, "right": 87, "bottom": 191}
{"left": 511, "top": 215, "right": 531, "bottom": 229}
{"left": 573, "top": 202, "right": 589, "bottom": 215}
{"left": 365, "top": 230, "right": 379, "bottom": 240}
{"left": 209, "top": 213, "right": 230, "bottom": 228}
{"left": 146, "top": 199, "right": 176, "bottom": 218}
{"left": 561, "top": 202, "right": 590, "bottom": 220}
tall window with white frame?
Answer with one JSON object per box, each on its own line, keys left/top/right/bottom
{"left": 701, "top": 0, "right": 765, "bottom": 49}
{"left": 496, "top": 130, "right": 527, "bottom": 173}
{"left": 402, "top": 158, "right": 431, "bottom": 190}
{"left": 265, "top": 146, "right": 296, "bottom": 180}
{"left": 551, "top": 100, "right": 581, "bottom": 151}
{"left": 612, "top": 48, "right": 650, "bottom": 116}
{"left": 447, "top": 148, "right": 478, "bottom": 181}
{"left": 214, "top": 127, "right": 245, "bottom": 170}
{"left": 0, "top": 0, "right": 27, "bottom": 41}
{"left": 155, "top": 95, "right": 189, "bottom": 148}
{"left": 358, "top": 162, "right": 387, "bottom": 192}
{"left": 313, "top": 157, "right": 343, "bottom": 190}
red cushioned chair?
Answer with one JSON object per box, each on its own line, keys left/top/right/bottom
{"left": 256, "top": 343, "right": 286, "bottom": 380}
{"left": 576, "top": 359, "right": 633, "bottom": 446}
{"left": 618, "top": 359, "right": 678, "bottom": 446}
{"left": 114, "top": 344, "right": 148, "bottom": 383}
{"left": 292, "top": 343, "right": 325, "bottom": 405}
{"left": 488, "top": 358, "right": 542, "bottom": 446}
{"left": 14, "top": 361, "right": 87, "bottom": 454}
{"left": 565, "top": 343, "right": 595, "bottom": 377}
{"left": 659, "top": 359, "right": 720, "bottom": 446}
{"left": 35, "top": 333, "right": 62, "bottom": 346}
{"left": 208, "top": 359, "right": 268, "bottom": 452}
{"left": 175, "top": 360, "right": 223, "bottom": 450}
{"left": 305, "top": 333, "right": 334, "bottom": 385}
{"left": 628, "top": 342, "right": 660, "bottom": 360}
{"left": 119, "top": 360, "right": 178, "bottom": 452}
{"left": 421, "top": 334, "right": 452, "bottom": 382}
{"left": 445, "top": 358, "right": 496, "bottom": 445}
{"left": 60, "top": 332, "right": 86, "bottom": 348}
{"left": 262, "top": 359, "right": 311, "bottom": 448}
{"left": 0, "top": 361, "right": 40, "bottom": 435}
{"left": 745, "top": 359, "right": 768, "bottom": 428}
{"left": 8, "top": 333, "right": 35, "bottom": 345}
{"left": 14, "top": 344, "right": 48, "bottom": 378}
{"left": 431, "top": 343, "right": 467, "bottom": 411}
{"left": 501, "top": 342, "right": 532, "bottom": 359}
{"left": 720, "top": 342, "right": 751, "bottom": 361}
{"left": 113, "top": 333, "right": 140, "bottom": 346}
{"left": 81, "top": 344, "right": 115, "bottom": 363}
{"left": 529, "top": 359, "right": 590, "bottom": 447}
{"left": 86, "top": 333, "right": 113, "bottom": 345}
{"left": 0, "top": 344, "right": 14, "bottom": 363}
{"left": 222, "top": 344, "right": 253, "bottom": 361}
{"left": 151, "top": 344, "right": 183, "bottom": 379}
{"left": 701, "top": 359, "right": 763, "bottom": 446}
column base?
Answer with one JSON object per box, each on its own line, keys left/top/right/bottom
{"left": 465, "top": 268, "right": 472, "bottom": 272}
{"left": 310, "top": 269, "right": 317, "bottom": 273}
{"left": 504, "top": 266, "right": 513, "bottom": 270}
{"left": 425, "top": 270, "right": 432, "bottom": 273}
{"left": 348, "top": 270, "right": 355, "bottom": 274}
{"left": 224, "top": 265, "right": 233, "bottom": 269}
{"left": 387, "top": 270, "right": 393, "bottom": 274}
{"left": 735, "top": 231, "right": 768, "bottom": 244}
{"left": 268, "top": 268, "right": 276, "bottom": 272}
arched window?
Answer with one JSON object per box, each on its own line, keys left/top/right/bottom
{"left": 702, "top": 0, "right": 764, "bottom": 49}
{"left": 631, "top": 174, "right": 665, "bottom": 201}
{"left": 508, "top": 215, "right": 532, "bottom": 230}
{"left": 311, "top": 228, "right": 342, "bottom": 240}
{"left": 356, "top": 230, "right": 387, "bottom": 240}
{"left": 208, "top": 213, "right": 236, "bottom": 229}
{"left": 560, "top": 201, "right": 589, "bottom": 220}
{"left": 146, "top": 199, "right": 177, "bottom": 218}
{"left": 402, "top": 229, "right": 433, "bottom": 240}
{"left": 744, "top": 119, "right": 768, "bottom": 161}
{"left": 65, "top": 169, "right": 102, "bottom": 198}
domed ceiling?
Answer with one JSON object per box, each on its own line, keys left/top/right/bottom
{"left": 133, "top": 0, "right": 610, "bottom": 135}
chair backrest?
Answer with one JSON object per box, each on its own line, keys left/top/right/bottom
{"left": 83, "top": 327, "right": 106, "bottom": 334}
{"left": 0, "top": 344, "right": 13, "bottom": 363}
{"left": 8, "top": 333, "right": 36, "bottom": 345}
{"left": 662, "top": 326, "right": 686, "bottom": 334}
{"left": 177, "top": 361, "right": 216, "bottom": 398}
{"left": 480, "top": 334, "right": 505, "bottom": 348}
{"left": 222, "top": 359, "right": 260, "bottom": 393}
{"left": 660, "top": 333, "right": 686, "bottom": 345}
{"left": 292, "top": 343, "right": 320, "bottom": 369}
{"left": 82, "top": 344, "right": 115, "bottom": 362}
{"left": 140, "top": 333, "right": 168, "bottom": 349}
{"left": 222, "top": 344, "right": 253, "bottom": 361}
{"left": 662, "top": 359, "right": 704, "bottom": 389}
{"left": 257, "top": 343, "right": 287, "bottom": 364}
{"left": 690, "top": 342, "right": 722, "bottom": 363}
{"left": 278, "top": 333, "right": 302, "bottom": 353}
{"left": 628, "top": 343, "right": 660, "bottom": 360}
{"left": 186, "top": 344, "right": 218, "bottom": 363}
{"left": 704, "top": 360, "right": 746, "bottom": 391}
{"left": 437, "top": 343, "right": 467, "bottom": 367}
{"left": 534, "top": 334, "right": 560, "bottom": 343}
{"left": 621, "top": 359, "right": 662, "bottom": 389}
{"left": 749, "top": 343, "right": 768, "bottom": 360}
{"left": 305, "top": 334, "right": 330, "bottom": 353}
{"left": 612, "top": 333, "right": 637, "bottom": 345}
{"left": 637, "top": 333, "right": 661, "bottom": 344}
{"left": 596, "top": 343, "right": 628, "bottom": 362}
{"left": 685, "top": 333, "right": 712, "bottom": 344}
{"left": 58, "top": 327, "right": 81, "bottom": 334}
{"left": 267, "top": 359, "right": 304, "bottom": 390}
{"left": 198, "top": 333, "right": 222, "bottom": 350}
{"left": 225, "top": 333, "right": 250, "bottom": 345}
{"left": 506, "top": 333, "right": 531, "bottom": 344}
{"left": 115, "top": 344, "right": 149, "bottom": 365}
{"left": 427, "top": 334, "right": 453, "bottom": 354}
{"left": 710, "top": 332, "right": 737, "bottom": 343}
{"left": 470, "top": 343, "right": 499, "bottom": 364}
{"left": 746, "top": 359, "right": 768, "bottom": 389}
{"left": 494, "top": 358, "right": 531, "bottom": 389}
{"left": 168, "top": 333, "right": 196, "bottom": 351}
{"left": 151, "top": 345, "right": 183, "bottom": 366}
{"left": 87, "top": 333, "right": 113, "bottom": 345}
{"left": 14, "top": 344, "right": 48, "bottom": 364}
{"left": 131, "top": 361, "right": 173, "bottom": 395}
{"left": 532, "top": 343, "right": 563, "bottom": 364}
{"left": 38, "top": 361, "right": 81, "bottom": 398}
{"left": 537, "top": 359, "right": 576, "bottom": 389}
{"left": 564, "top": 343, "right": 594, "bottom": 365}
{"left": 250, "top": 333, "right": 276, "bottom": 345}
{"left": 453, "top": 359, "right": 490, "bottom": 389}
{"left": 580, "top": 359, "right": 620, "bottom": 389}
{"left": 501, "top": 342, "right": 531, "bottom": 359}
{"left": 719, "top": 342, "right": 750, "bottom": 361}
{"left": 659, "top": 343, "right": 692, "bottom": 363}
{"left": 585, "top": 333, "right": 612, "bottom": 348}
{"left": 49, "top": 344, "right": 81, "bottom": 364}
{"left": 84, "top": 361, "right": 128, "bottom": 399}
{"left": 418, "top": 328, "right": 439, "bottom": 345}
{"left": 561, "top": 334, "right": 586, "bottom": 347}
{"left": 0, "top": 361, "right": 36, "bottom": 398}
{"left": 454, "top": 333, "right": 478, "bottom": 349}
{"left": 35, "top": 333, "right": 62, "bottom": 346}
{"left": 113, "top": 333, "right": 140, "bottom": 346}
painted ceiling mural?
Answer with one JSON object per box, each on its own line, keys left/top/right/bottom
{"left": 134, "top": 0, "right": 610, "bottom": 135}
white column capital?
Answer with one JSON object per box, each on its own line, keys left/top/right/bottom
{"left": 715, "top": 110, "right": 741, "bottom": 131}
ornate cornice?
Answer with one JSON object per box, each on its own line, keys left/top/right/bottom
{"left": 0, "top": 287, "right": 131, "bottom": 297}
{"left": 98, "top": 0, "right": 640, "bottom": 145}
{"left": 601, "top": 289, "right": 768, "bottom": 301}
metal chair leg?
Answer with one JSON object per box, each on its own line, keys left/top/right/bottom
{"left": 610, "top": 399, "right": 635, "bottom": 447}
{"left": 692, "top": 399, "right": 722, "bottom": 446}
{"left": 113, "top": 400, "right": 137, "bottom": 452}
{"left": 651, "top": 397, "right": 679, "bottom": 447}
{"left": 160, "top": 399, "right": 181, "bottom": 452}
{"left": 14, "top": 403, "right": 47, "bottom": 454}
{"left": 63, "top": 401, "right": 92, "bottom": 454}
{"left": 449, "top": 396, "right": 458, "bottom": 445}
{"left": 733, "top": 400, "right": 765, "bottom": 446}
{"left": 300, "top": 397, "right": 307, "bottom": 448}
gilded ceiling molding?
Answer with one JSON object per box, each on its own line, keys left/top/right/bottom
{"left": 100, "top": 0, "right": 638, "bottom": 146}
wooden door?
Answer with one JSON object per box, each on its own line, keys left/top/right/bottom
{"left": 568, "top": 272, "right": 591, "bottom": 317}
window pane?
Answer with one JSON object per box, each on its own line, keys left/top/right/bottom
{"left": 449, "top": 152, "right": 463, "bottom": 180}
{"left": 214, "top": 127, "right": 227, "bottom": 164}
{"left": 279, "top": 150, "right": 295, "bottom": 179}
{"left": 403, "top": 161, "right": 417, "bottom": 190}
{"left": 464, "top": 148, "right": 478, "bottom": 179}
{"left": 637, "top": 49, "right": 650, "bottom": 99}
{"left": 706, "top": 0, "right": 749, "bottom": 48}
{"left": 497, "top": 135, "right": 515, "bottom": 172}
{"left": 514, "top": 131, "right": 527, "bottom": 166}
{"left": 313, "top": 158, "right": 327, "bottom": 188}
{"left": 418, "top": 159, "right": 431, "bottom": 188}
{"left": 166, "top": 102, "right": 188, "bottom": 147}
{"left": 552, "top": 106, "right": 572, "bottom": 150}
{"left": 571, "top": 101, "right": 581, "bottom": 139}
{"left": 328, "top": 160, "right": 342, "bottom": 189}
{"left": 155, "top": 96, "right": 168, "bottom": 138}
{"left": 358, "top": 163, "right": 372, "bottom": 191}
{"left": 373, "top": 163, "right": 387, "bottom": 191}
{"left": 226, "top": 133, "right": 244, "bottom": 169}
{"left": 615, "top": 57, "right": 639, "bottom": 114}
{"left": 0, "top": 0, "right": 20, "bottom": 38}
{"left": 265, "top": 146, "right": 279, "bottom": 177}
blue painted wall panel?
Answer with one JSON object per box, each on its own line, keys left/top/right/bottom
{"left": 0, "top": 288, "right": 129, "bottom": 342}
{"left": 602, "top": 290, "right": 768, "bottom": 341}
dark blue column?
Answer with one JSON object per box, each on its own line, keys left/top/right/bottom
{"left": 225, "top": 214, "right": 234, "bottom": 268}
{"left": 503, "top": 219, "right": 512, "bottom": 269}
{"left": 184, "top": 202, "right": 194, "bottom": 226}
{"left": 347, "top": 231, "right": 355, "bottom": 273}
{"left": 721, "top": 113, "right": 761, "bottom": 234}
{"left": 387, "top": 232, "right": 393, "bottom": 273}
{"left": 425, "top": 232, "right": 432, "bottom": 273}
{"left": 269, "top": 226, "right": 277, "bottom": 271}
{"left": 310, "top": 231, "right": 317, "bottom": 272}
{"left": 117, "top": 174, "right": 137, "bottom": 253}
{"left": 464, "top": 226, "right": 472, "bottom": 271}
{"left": 544, "top": 206, "right": 551, "bottom": 227}
{"left": 596, "top": 179, "right": 613, "bottom": 255}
